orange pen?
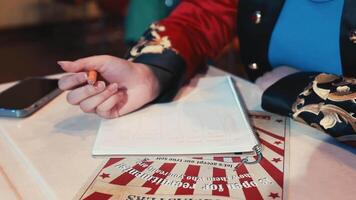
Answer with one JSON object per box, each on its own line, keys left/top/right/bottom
{"left": 87, "top": 70, "right": 97, "bottom": 85}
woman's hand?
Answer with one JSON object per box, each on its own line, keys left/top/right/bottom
{"left": 255, "top": 66, "right": 300, "bottom": 91}
{"left": 58, "top": 55, "right": 160, "bottom": 119}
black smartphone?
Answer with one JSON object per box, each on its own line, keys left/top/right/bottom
{"left": 0, "top": 77, "right": 62, "bottom": 118}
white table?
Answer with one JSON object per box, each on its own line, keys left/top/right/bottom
{"left": 0, "top": 67, "right": 355, "bottom": 200}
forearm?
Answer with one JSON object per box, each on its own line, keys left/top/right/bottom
{"left": 262, "top": 72, "right": 356, "bottom": 147}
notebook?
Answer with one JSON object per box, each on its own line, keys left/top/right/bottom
{"left": 93, "top": 76, "right": 259, "bottom": 156}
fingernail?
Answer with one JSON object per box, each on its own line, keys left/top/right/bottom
{"left": 79, "top": 72, "right": 87, "bottom": 82}
{"left": 108, "top": 83, "right": 118, "bottom": 92}
{"left": 95, "top": 81, "right": 106, "bottom": 89}
{"left": 57, "top": 61, "right": 71, "bottom": 67}
{"left": 57, "top": 61, "right": 68, "bottom": 64}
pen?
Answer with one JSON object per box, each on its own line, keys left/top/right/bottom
{"left": 87, "top": 70, "right": 97, "bottom": 85}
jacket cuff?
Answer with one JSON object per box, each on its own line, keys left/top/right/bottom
{"left": 262, "top": 72, "right": 319, "bottom": 116}
{"left": 262, "top": 72, "right": 356, "bottom": 147}
{"left": 125, "top": 24, "right": 187, "bottom": 102}
{"left": 144, "top": 63, "right": 183, "bottom": 103}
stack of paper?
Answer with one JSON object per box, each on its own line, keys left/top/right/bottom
{"left": 93, "top": 76, "right": 259, "bottom": 155}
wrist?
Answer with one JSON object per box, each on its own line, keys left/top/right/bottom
{"left": 255, "top": 66, "right": 300, "bottom": 91}
{"left": 134, "top": 63, "right": 161, "bottom": 101}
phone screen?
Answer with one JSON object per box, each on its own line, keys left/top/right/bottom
{"left": 0, "top": 78, "right": 60, "bottom": 109}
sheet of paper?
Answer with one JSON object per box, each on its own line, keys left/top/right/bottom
{"left": 93, "top": 76, "right": 258, "bottom": 155}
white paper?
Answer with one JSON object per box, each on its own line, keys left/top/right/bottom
{"left": 93, "top": 76, "right": 258, "bottom": 155}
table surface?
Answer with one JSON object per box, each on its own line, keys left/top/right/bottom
{"left": 0, "top": 67, "right": 355, "bottom": 200}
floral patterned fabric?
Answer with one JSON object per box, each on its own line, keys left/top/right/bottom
{"left": 292, "top": 73, "right": 356, "bottom": 146}
{"left": 127, "top": 24, "right": 178, "bottom": 60}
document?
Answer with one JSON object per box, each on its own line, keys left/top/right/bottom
{"left": 93, "top": 76, "right": 259, "bottom": 155}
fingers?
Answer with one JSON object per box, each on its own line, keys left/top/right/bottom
{"left": 66, "top": 81, "right": 106, "bottom": 105}
{"left": 79, "top": 83, "right": 119, "bottom": 113}
{"left": 58, "top": 72, "right": 87, "bottom": 90}
{"left": 57, "top": 55, "right": 114, "bottom": 73}
{"left": 96, "top": 90, "right": 128, "bottom": 118}
{"left": 58, "top": 56, "right": 157, "bottom": 119}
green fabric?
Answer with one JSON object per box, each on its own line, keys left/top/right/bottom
{"left": 124, "top": 0, "right": 179, "bottom": 43}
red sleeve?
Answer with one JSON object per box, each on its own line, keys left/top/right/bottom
{"left": 127, "top": 0, "right": 238, "bottom": 80}
{"left": 158, "top": 0, "right": 238, "bottom": 78}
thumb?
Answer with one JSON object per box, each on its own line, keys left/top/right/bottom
{"left": 57, "top": 55, "right": 113, "bottom": 73}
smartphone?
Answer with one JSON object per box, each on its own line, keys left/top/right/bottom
{"left": 0, "top": 77, "right": 62, "bottom": 118}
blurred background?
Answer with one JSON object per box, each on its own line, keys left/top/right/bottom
{"left": 0, "top": 0, "right": 246, "bottom": 84}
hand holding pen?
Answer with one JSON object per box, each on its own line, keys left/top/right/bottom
{"left": 57, "top": 55, "right": 161, "bottom": 118}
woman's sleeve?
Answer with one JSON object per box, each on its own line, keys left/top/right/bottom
{"left": 125, "top": 0, "right": 238, "bottom": 101}
{"left": 262, "top": 72, "right": 356, "bottom": 147}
